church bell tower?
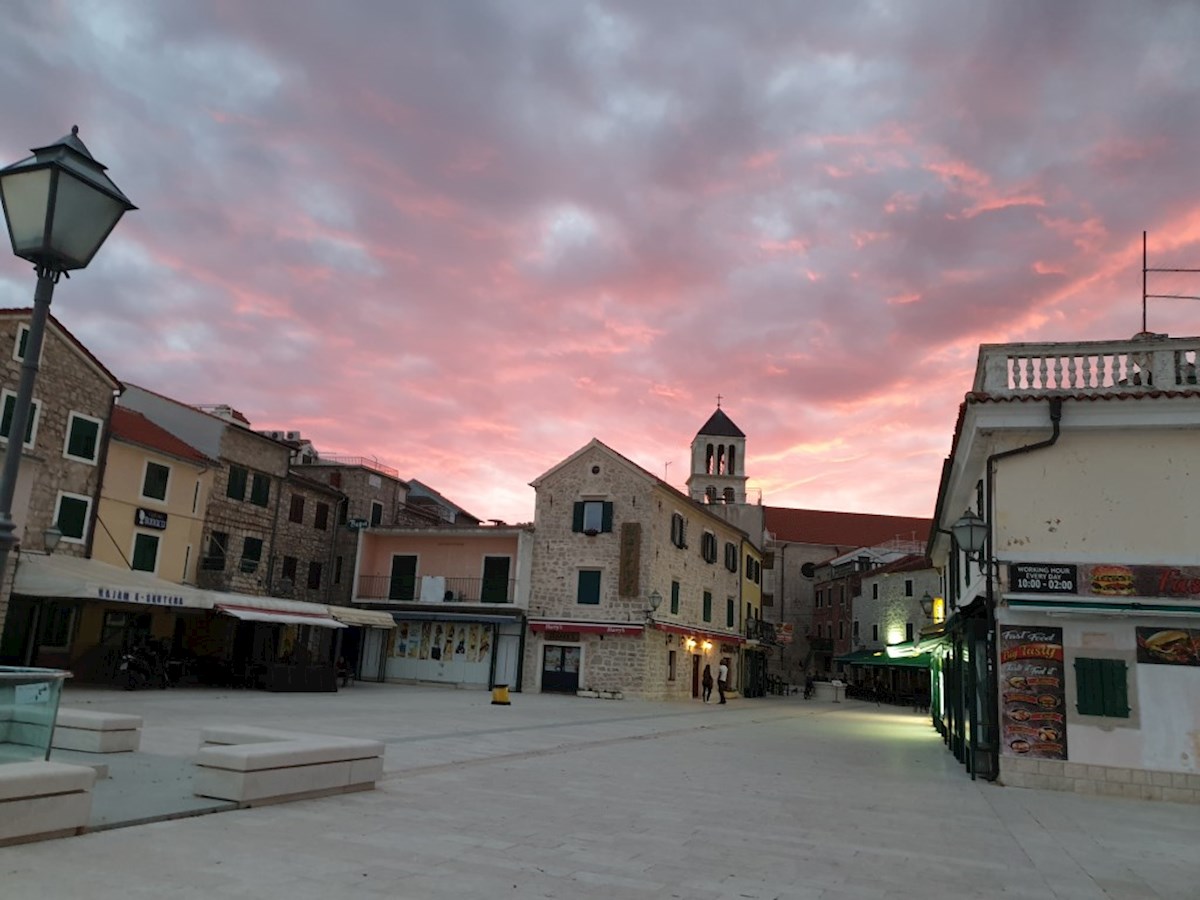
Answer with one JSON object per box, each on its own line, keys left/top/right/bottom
{"left": 686, "top": 404, "right": 747, "bottom": 505}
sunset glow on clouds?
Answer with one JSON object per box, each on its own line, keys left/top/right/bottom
{"left": 3, "top": 1, "right": 1200, "bottom": 524}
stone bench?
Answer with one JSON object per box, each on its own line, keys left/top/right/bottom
{"left": 193, "top": 725, "right": 384, "bottom": 807}
{"left": 0, "top": 760, "right": 97, "bottom": 846}
{"left": 51, "top": 709, "right": 143, "bottom": 753}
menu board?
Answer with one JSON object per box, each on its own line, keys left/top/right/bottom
{"left": 999, "top": 626, "right": 1067, "bottom": 761}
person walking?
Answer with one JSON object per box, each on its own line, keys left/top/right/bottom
{"left": 717, "top": 659, "right": 729, "bottom": 704}
{"left": 701, "top": 664, "right": 714, "bottom": 702}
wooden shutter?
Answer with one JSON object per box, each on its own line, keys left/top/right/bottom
{"left": 572, "top": 501, "right": 584, "bottom": 533}
{"left": 1074, "top": 657, "right": 1102, "bottom": 715}
{"left": 1102, "top": 659, "right": 1130, "bottom": 718}
{"left": 601, "top": 501, "right": 614, "bottom": 533}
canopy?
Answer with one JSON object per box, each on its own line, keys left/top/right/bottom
{"left": 13, "top": 553, "right": 212, "bottom": 610}
{"left": 215, "top": 603, "right": 345, "bottom": 629}
{"left": 528, "top": 620, "right": 644, "bottom": 636}
{"left": 328, "top": 606, "right": 397, "bottom": 629}
{"left": 653, "top": 621, "right": 746, "bottom": 646}
{"left": 836, "top": 648, "right": 931, "bottom": 668}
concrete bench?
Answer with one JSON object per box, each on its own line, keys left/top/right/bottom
{"left": 0, "top": 760, "right": 97, "bottom": 846}
{"left": 193, "top": 725, "right": 384, "bottom": 807}
{"left": 52, "top": 709, "right": 143, "bottom": 753}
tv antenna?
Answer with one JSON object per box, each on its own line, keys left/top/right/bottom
{"left": 1143, "top": 230, "right": 1200, "bottom": 332}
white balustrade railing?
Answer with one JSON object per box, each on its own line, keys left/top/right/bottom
{"left": 974, "top": 337, "right": 1200, "bottom": 395}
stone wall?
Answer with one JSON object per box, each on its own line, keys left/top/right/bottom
{"left": 268, "top": 474, "right": 343, "bottom": 604}
{"left": 1002, "top": 756, "right": 1200, "bottom": 805}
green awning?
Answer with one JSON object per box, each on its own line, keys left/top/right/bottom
{"left": 835, "top": 648, "right": 931, "bottom": 668}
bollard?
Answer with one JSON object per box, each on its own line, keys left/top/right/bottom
{"left": 491, "top": 684, "right": 510, "bottom": 706}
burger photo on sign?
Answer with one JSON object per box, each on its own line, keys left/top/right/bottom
{"left": 1089, "top": 565, "right": 1136, "bottom": 596}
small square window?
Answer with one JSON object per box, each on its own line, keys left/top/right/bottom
{"left": 573, "top": 500, "right": 612, "bottom": 534}
{"left": 577, "top": 570, "right": 601, "bottom": 605}
{"left": 64, "top": 412, "right": 102, "bottom": 463}
{"left": 54, "top": 493, "right": 91, "bottom": 543}
{"left": 142, "top": 461, "right": 170, "bottom": 502}
{"left": 131, "top": 532, "right": 160, "bottom": 573}
{"left": 0, "top": 390, "right": 40, "bottom": 448}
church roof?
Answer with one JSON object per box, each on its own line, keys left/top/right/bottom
{"left": 696, "top": 408, "right": 744, "bottom": 438}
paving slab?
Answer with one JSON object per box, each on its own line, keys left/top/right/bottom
{"left": 0, "top": 685, "right": 1195, "bottom": 899}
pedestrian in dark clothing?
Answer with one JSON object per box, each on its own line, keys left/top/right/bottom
{"left": 701, "top": 664, "right": 714, "bottom": 702}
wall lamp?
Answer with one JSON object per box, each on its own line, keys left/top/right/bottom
{"left": 951, "top": 509, "right": 988, "bottom": 562}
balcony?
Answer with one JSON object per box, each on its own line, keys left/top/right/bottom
{"left": 808, "top": 637, "right": 834, "bottom": 652}
{"left": 975, "top": 335, "right": 1199, "bottom": 397}
{"left": 356, "top": 574, "right": 516, "bottom": 604}
{"left": 745, "top": 619, "right": 777, "bottom": 644}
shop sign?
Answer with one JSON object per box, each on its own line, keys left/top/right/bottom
{"left": 777, "top": 623, "right": 794, "bottom": 644}
{"left": 1008, "top": 563, "right": 1076, "bottom": 593}
{"left": 1010, "top": 562, "right": 1200, "bottom": 600}
{"left": 999, "top": 626, "right": 1067, "bottom": 761}
{"left": 135, "top": 508, "right": 168, "bottom": 530}
{"left": 95, "top": 586, "right": 186, "bottom": 607}
{"left": 1136, "top": 627, "right": 1200, "bottom": 666}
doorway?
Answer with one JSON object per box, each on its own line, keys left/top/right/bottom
{"left": 480, "top": 556, "right": 510, "bottom": 603}
{"left": 541, "top": 644, "right": 581, "bottom": 693}
{"left": 389, "top": 555, "right": 417, "bottom": 601}
{"left": 691, "top": 654, "right": 700, "bottom": 698}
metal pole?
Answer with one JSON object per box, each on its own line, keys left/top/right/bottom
{"left": 0, "top": 268, "right": 57, "bottom": 596}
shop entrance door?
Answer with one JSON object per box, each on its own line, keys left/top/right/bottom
{"left": 692, "top": 654, "right": 700, "bottom": 698}
{"left": 541, "top": 645, "right": 581, "bottom": 693}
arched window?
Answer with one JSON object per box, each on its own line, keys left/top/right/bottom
{"left": 728, "top": 445, "right": 736, "bottom": 474}
{"left": 705, "top": 444, "right": 715, "bottom": 475}
{"left": 723, "top": 487, "right": 735, "bottom": 503}
{"left": 716, "top": 445, "right": 726, "bottom": 475}
{"left": 705, "top": 486, "right": 717, "bottom": 504}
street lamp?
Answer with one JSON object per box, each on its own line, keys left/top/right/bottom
{"left": 645, "top": 589, "right": 662, "bottom": 620}
{"left": 0, "top": 127, "right": 134, "bottom": 588}
{"left": 951, "top": 509, "right": 988, "bottom": 561}
{"left": 919, "top": 592, "right": 934, "bottom": 619}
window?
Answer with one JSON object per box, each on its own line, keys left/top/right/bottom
{"left": 281, "top": 556, "right": 298, "bottom": 583}
{"left": 701, "top": 532, "right": 717, "bottom": 564}
{"left": 703, "top": 591, "right": 712, "bottom": 622}
{"left": 726, "top": 597, "right": 734, "bottom": 627}
{"left": 816, "top": 590, "right": 823, "bottom": 608}
{"left": 241, "top": 537, "right": 263, "bottom": 574}
{"left": 334, "top": 555, "right": 343, "bottom": 585}
{"left": 838, "top": 620, "right": 844, "bottom": 640}
{"left": 39, "top": 603, "right": 75, "bottom": 650}
{"left": 54, "top": 492, "right": 91, "bottom": 543}
{"left": 63, "top": 412, "right": 102, "bottom": 464}
{"left": 192, "top": 480, "right": 201, "bottom": 513}
{"left": 329, "top": 471, "right": 342, "bottom": 488}
{"left": 670, "top": 513, "right": 687, "bottom": 548}
{"left": 577, "top": 570, "right": 601, "bottom": 605}
{"left": 131, "top": 533, "right": 159, "bottom": 573}
{"left": 872, "top": 583, "right": 879, "bottom": 600}
{"left": 1074, "top": 657, "right": 1130, "bottom": 718}
{"left": 338, "top": 502, "right": 348, "bottom": 525}
{"left": 13, "top": 323, "right": 30, "bottom": 361}
{"left": 723, "top": 487, "right": 735, "bottom": 503}
{"left": 839, "top": 586, "right": 845, "bottom": 605}
{"left": 905, "top": 579, "right": 914, "bottom": 597}
{"left": 668, "top": 650, "right": 677, "bottom": 681}
{"left": 226, "top": 466, "right": 247, "bottom": 500}
{"left": 853, "top": 620, "right": 860, "bottom": 639}
{"left": 0, "top": 390, "right": 40, "bottom": 448}
{"left": 307, "top": 561, "right": 323, "bottom": 590}
{"left": 249, "top": 473, "right": 270, "bottom": 507}
{"left": 724, "top": 542, "right": 739, "bottom": 572}
{"left": 370, "top": 501, "right": 383, "bottom": 527}
{"left": 762, "top": 593, "right": 773, "bottom": 607}
{"left": 203, "top": 531, "right": 228, "bottom": 570}
{"left": 670, "top": 581, "right": 680, "bottom": 614}
{"left": 872, "top": 624, "right": 879, "bottom": 642}
{"left": 572, "top": 500, "right": 613, "bottom": 534}
{"left": 142, "top": 461, "right": 170, "bottom": 502}
{"left": 289, "top": 494, "right": 305, "bottom": 524}
{"left": 314, "top": 502, "right": 329, "bottom": 531}
{"left": 905, "top": 622, "right": 914, "bottom": 642}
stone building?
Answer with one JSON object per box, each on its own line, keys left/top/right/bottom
{"left": 270, "top": 470, "right": 346, "bottom": 606}
{"left": 526, "top": 438, "right": 753, "bottom": 700}
{"left": 0, "top": 309, "right": 120, "bottom": 665}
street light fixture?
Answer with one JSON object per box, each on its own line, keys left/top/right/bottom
{"left": 0, "top": 127, "right": 134, "bottom": 592}
{"left": 951, "top": 509, "right": 988, "bottom": 560}
{"left": 919, "top": 592, "right": 934, "bottom": 619}
{"left": 645, "top": 589, "right": 662, "bottom": 619}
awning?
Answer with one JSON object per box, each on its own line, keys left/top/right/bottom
{"left": 13, "top": 553, "right": 213, "bottom": 610}
{"left": 836, "top": 648, "right": 931, "bottom": 668}
{"left": 328, "top": 607, "right": 397, "bottom": 629}
{"left": 382, "top": 610, "right": 523, "bottom": 625}
{"left": 528, "top": 620, "right": 644, "bottom": 636}
{"left": 1006, "top": 596, "right": 1200, "bottom": 617}
{"left": 653, "top": 621, "right": 746, "bottom": 646}
{"left": 216, "top": 604, "right": 346, "bottom": 629}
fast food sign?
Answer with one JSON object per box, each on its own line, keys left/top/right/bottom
{"left": 999, "top": 626, "right": 1067, "bottom": 761}
{"left": 1008, "top": 563, "right": 1200, "bottom": 601}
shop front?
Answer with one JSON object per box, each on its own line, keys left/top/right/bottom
{"left": 385, "top": 611, "right": 524, "bottom": 690}
{"left": 528, "top": 620, "right": 645, "bottom": 695}
{"left": 327, "top": 606, "right": 398, "bottom": 683}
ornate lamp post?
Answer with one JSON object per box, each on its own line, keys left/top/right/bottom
{"left": 0, "top": 127, "right": 135, "bottom": 594}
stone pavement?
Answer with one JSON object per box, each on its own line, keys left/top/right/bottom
{"left": 2, "top": 683, "right": 1197, "bottom": 899}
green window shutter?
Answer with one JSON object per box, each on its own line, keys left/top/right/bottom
{"left": 726, "top": 598, "right": 734, "bottom": 627}
{"left": 227, "top": 466, "right": 247, "bottom": 500}
{"left": 67, "top": 417, "right": 99, "bottom": 460}
{"left": 577, "top": 570, "right": 601, "bottom": 605}
{"left": 56, "top": 497, "right": 88, "bottom": 539}
{"left": 572, "top": 502, "right": 584, "bottom": 533}
{"left": 703, "top": 591, "right": 712, "bottom": 622}
{"left": 601, "top": 501, "right": 613, "bottom": 533}
{"left": 670, "top": 581, "right": 680, "bottom": 614}
{"left": 1075, "top": 657, "right": 1101, "bottom": 715}
{"left": 131, "top": 534, "right": 158, "bottom": 572}
{"left": 1103, "top": 660, "right": 1130, "bottom": 718}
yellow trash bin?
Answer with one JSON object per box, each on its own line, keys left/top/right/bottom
{"left": 491, "top": 684, "right": 510, "bottom": 706}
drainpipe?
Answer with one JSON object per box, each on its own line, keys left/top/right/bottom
{"left": 977, "top": 396, "right": 1063, "bottom": 780}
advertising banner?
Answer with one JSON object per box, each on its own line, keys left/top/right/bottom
{"left": 999, "top": 625, "right": 1067, "bottom": 761}
{"left": 1136, "top": 627, "right": 1200, "bottom": 666}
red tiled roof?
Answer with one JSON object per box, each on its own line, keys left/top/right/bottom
{"left": 110, "top": 407, "right": 214, "bottom": 465}
{"left": 764, "top": 506, "right": 930, "bottom": 548}
{"left": 869, "top": 554, "right": 932, "bottom": 576}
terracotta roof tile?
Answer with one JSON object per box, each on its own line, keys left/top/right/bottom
{"left": 764, "top": 506, "right": 930, "bottom": 547}
{"left": 110, "top": 407, "right": 214, "bottom": 466}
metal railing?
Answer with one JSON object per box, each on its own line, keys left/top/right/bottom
{"left": 308, "top": 455, "right": 400, "bottom": 479}
{"left": 356, "top": 574, "right": 516, "bottom": 604}
{"left": 745, "top": 618, "right": 777, "bottom": 644}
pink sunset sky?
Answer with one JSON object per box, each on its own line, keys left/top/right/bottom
{"left": 3, "top": 1, "right": 1200, "bottom": 525}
